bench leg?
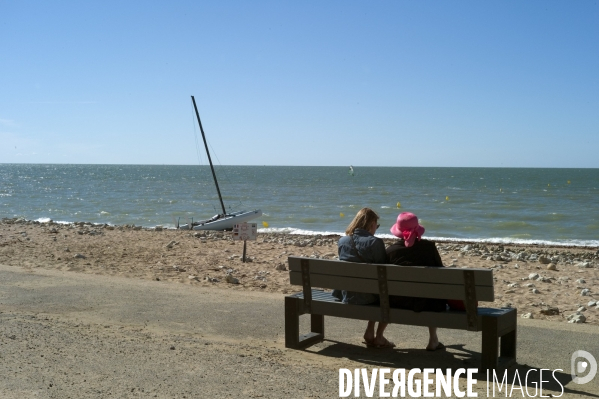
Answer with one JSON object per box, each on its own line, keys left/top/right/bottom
{"left": 311, "top": 314, "right": 324, "bottom": 336}
{"left": 482, "top": 312, "right": 517, "bottom": 371}
{"left": 500, "top": 328, "right": 517, "bottom": 368}
{"left": 284, "top": 297, "right": 325, "bottom": 350}
{"left": 481, "top": 316, "right": 499, "bottom": 371}
{"left": 285, "top": 296, "right": 300, "bottom": 348}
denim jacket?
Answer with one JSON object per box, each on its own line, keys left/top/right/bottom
{"left": 336, "top": 228, "right": 388, "bottom": 305}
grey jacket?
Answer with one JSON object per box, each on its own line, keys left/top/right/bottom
{"left": 336, "top": 228, "right": 387, "bottom": 305}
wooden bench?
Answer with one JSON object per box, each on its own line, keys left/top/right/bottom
{"left": 285, "top": 256, "right": 517, "bottom": 371}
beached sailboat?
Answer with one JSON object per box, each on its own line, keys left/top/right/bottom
{"left": 178, "top": 96, "right": 262, "bottom": 231}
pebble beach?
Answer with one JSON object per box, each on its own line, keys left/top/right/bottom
{"left": 2, "top": 217, "right": 598, "bottom": 326}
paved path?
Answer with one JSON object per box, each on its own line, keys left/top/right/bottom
{"left": 1, "top": 264, "right": 598, "bottom": 398}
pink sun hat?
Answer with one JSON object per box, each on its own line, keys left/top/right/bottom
{"left": 390, "top": 212, "right": 425, "bottom": 247}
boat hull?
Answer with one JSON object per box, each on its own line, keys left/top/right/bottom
{"left": 179, "top": 209, "right": 262, "bottom": 231}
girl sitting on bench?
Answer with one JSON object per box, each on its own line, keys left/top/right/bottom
{"left": 386, "top": 212, "right": 446, "bottom": 351}
{"left": 337, "top": 208, "right": 395, "bottom": 349}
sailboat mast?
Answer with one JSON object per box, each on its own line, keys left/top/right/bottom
{"left": 191, "top": 96, "right": 227, "bottom": 216}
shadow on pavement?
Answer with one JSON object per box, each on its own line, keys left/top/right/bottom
{"left": 307, "top": 340, "right": 599, "bottom": 397}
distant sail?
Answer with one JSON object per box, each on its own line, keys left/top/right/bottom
{"left": 349, "top": 165, "right": 354, "bottom": 176}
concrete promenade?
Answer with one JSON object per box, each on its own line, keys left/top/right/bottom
{"left": 1, "top": 264, "right": 598, "bottom": 398}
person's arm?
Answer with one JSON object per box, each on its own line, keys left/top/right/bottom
{"left": 338, "top": 235, "right": 360, "bottom": 262}
{"left": 430, "top": 242, "right": 444, "bottom": 267}
{"left": 338, "top": 237, "right": 347, "bottom": 260}
{"left": 371, "top": 238, "right": 389, "bottom": 264}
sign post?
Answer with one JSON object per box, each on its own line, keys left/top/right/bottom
{"left": 232, "top": 222, "right": 257, "bottom": 263}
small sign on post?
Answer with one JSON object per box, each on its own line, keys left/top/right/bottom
{"left": 232, "top": 222, "right": 257, "bottom": 262}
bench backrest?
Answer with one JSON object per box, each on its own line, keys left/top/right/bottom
{"left": 288, "top": 256, "right": 495, "bottom": 331}
{"left": 288, "top": 256, "right": 494, "bottom": 302}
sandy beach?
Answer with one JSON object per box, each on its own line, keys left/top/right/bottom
{"left": 1, "top": 218, "right": 598, "bottom": 325}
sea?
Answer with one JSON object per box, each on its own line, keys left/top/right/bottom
{"left": 1, "top": 164, "right": 598, "bottom": 247}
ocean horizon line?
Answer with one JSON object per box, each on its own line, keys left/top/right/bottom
{"left": 1, "top": 163, "right": 598, "bottom": 170}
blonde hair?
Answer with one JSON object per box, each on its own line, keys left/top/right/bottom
{"left": 345, "top": 208, "right": 379, "bottom": 235}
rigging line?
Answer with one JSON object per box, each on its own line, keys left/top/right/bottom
{"left": 206, "top": 139, "right": 234, "bottom": 186}
{"left": 205, "top": 140, "right": 246, "bottom": 211}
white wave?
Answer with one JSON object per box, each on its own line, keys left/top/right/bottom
{"left": 424, "top": 235, "right": 599, "bottom": 248}
{"left": 258, "top": 227, "right": 344, "bottom": 236}
{"left": 33, "top": 217, "right": 71, "bottom": 225}
{"left": 258, "top": 227, "right": 599, "bottom": 247}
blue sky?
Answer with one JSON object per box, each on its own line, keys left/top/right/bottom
{"left": 1, "top": 1, "right": 597, "bottom": 167}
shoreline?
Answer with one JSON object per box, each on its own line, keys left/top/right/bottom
{"left": 24, "top": 217, "right": 599, "bottom": 248}
{"left": 1, "top": 217, "right": 598, "bottom": 327}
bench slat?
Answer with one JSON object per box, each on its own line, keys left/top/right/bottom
{"left": 288, "top": 257, "right": 493, "bottom": 286}
{"left": 289, "top": 272, "right": 495, "bottom": 301}
{"left": 316, "top": 301, "right": 475, "bottom": 329}
{"left": 289, "top": 290, "right": 513, "bottom": 331}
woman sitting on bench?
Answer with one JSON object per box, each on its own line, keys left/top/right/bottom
{"left": 337, "top": 208, "right": 395, "bottom": 349}
{"left": 386, "top": 212, "right": 446, "bottom": 351}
